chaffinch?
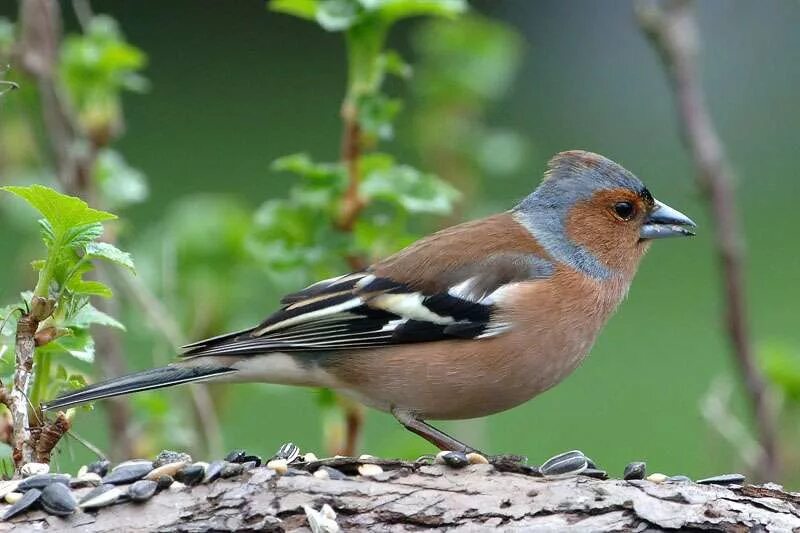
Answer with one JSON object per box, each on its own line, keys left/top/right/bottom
{"left": 44, "top": 150, "right": 696, "bottom": 452}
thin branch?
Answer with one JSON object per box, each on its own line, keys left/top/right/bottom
{"left": 635, "top": 0, "right": 778, "bottom": 480}
{"left": 10, "top": 314, "right": 37, "bottom": 467}
{"left": 336, "top": 101, "right": 365, "bottom": 234}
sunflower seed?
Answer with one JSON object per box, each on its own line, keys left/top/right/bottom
{"left": 697, "top": 473, "right": 745, "bottom": 485}
{"left": 40, "top": 483, "right": 77, "bottom": 516}
{"left": 128, "top": 479, "right": 158, "bottom": 502}
{"left": 647, "top": 473, "right": 668, "bottom": 483}
{"left": 267, "top": 459, "right": 288, "bottom": 475}
{"left": 580, "top": 468, "right": 608, "bottom": 480}
{"left": 4, "top": 492, "right": 23, "bottom": 504}
{"left": 153, "top": 450, "right": 192, "bottom": 468}
{"left": 220, "top": 462, "right": 244, "bottom": 478}
{"left": 18, "top": 474, "right": 71, "bottom": 492}
{"left": 2, "top": 488, "right": 41, "bottom": 520}
{"left": 20, "top": 462, "right": 49, "bottom": 477}
{"left": 156, "top": 475, "right": 174, "bottom": 491}
{"left": 304, "top": 503, "right": 340, "bottom": 533}
{"left": 357, "top": 464, "right": 383, "bottom": 477}
{"left": 86, "top": 459, "right": 111, "bottom": 477}
{"left": 242, "top": 455, "right": 262, "bottom": 467}
{"left": 314, "top": 466, "right": 346, "bottom": 480}
{"left": 303, "top": 452, "right": 319, "bottom": 463}
{"left": 668, "top": 475, "right": 692, "bottom": 483}
{"left": 541, "top": 450, "right": 588, "bottom": 478}
{"left": 203, "top": 461, "right": 226, "bottom": 483}
{"left": 466, "top": 453, "right": 489, "bottom": 465}
{"left": 443, "top": 452, "right": 469, "bottom": 469}
{"left": 70, "top": 473, "right": 102, "bottom": 489}
{"left": 102, "top": 461, "right": 153, "bottom": 485}
{"left": 0, "top": 480, "right": 20, "bottom": 499}
{"left": 224, "top": 449, "right": 247, "bottom": 463}
{"left": 174, "top": 464, "right": 205, "bottom": 486}
{"left": 623, "top": 461, "right": 646, "bottom": 480}
{"left": 146, "top": 461, "right": 188, "bottom": 481}
{"left": 274, "top": 442, "right": 300, "bottom": 463}
{"left": 79, "top": 484, "right": 123, "bottom": 509}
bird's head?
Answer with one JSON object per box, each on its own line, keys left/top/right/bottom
{"left": 514, "top": 150, "right": 696, "bottom": 280}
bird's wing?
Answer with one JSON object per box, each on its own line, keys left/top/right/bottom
{"left": 180, "top": 256, "right": 550, "bottom": 358}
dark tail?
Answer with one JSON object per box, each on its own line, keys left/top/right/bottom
{"left": 41, "top": 365, "right": 237, "bottom": 412}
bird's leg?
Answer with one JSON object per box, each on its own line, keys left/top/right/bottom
{"left": 391, "top": 408, "right": 479, "bottom": 453}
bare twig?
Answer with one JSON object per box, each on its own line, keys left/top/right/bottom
{"left": 635, "top": 0, "right": 778, "bottom": 480}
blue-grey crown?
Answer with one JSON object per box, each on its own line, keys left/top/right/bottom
{"left": 512, "top": 151, "right": 646, "bottom": 280}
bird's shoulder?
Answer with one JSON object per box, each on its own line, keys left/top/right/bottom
{"left": 371, "top": 211, "right": 553, "bottom": 293}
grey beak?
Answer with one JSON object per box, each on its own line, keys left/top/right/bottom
{"left": 640, "top": 200, "right": 697, "bottom": 240}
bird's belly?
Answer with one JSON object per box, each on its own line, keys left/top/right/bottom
{"left": 324, "top": 332, "right": 595, "bottom": 420}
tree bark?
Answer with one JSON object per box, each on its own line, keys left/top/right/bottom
{"left": 1, "top": 462, "right": 798, "bottom": 531}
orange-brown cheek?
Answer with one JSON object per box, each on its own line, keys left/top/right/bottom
{"left": 566, "top": 199, "right": 644, "bottom": 275}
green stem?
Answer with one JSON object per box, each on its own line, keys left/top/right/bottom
{"left": 30, "top": 350, "right": 49, "bottom": 408}
{"left": 345, "top": 18, "right": 389, "bottom": 102}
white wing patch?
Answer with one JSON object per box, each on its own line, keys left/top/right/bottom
{"left": 370, "top": 293, "right": 456, "bottom": 325}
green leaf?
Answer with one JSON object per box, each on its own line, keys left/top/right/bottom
{"left": 65, "top": 222, "right": 104, "bottom": 248}
{"left": 361, "top": 0, "right": 466, "bottom": 22}
{"left": 94, "top": 149, "right": 149, "bottom": 209}
{"left": 380, "top": 49, "right": 412, "bottom": 79}
{"left": 270, "top": 0, "right": 319, "bottom": 19}
{"left": 67, "top": 302, "right": 125, "bottom": 330}
{"left": 2, "top": 185, "right": 116, "bottom": 246}
{"left": 357, "top": 93, "right": 402, "bottom": 140}
{"left": 316, "top": 0, "right": 361, "bottom": 31}
{"left": 84, "top": 241, "right": 136, "bottom": 273}
{"left": 66, "top": 279, "right": 113, "bottom": 298}
{"left": 360, "top": 154, "right": 460, "bottom": 214}
{"left": 271, "top": 153, "right": 346, "bottom": 187}
{"left": 48, "top": 329, "right": 95, "bottom": 363}
{"left": 761, "top": 343, "right": 800, "bottom": 403}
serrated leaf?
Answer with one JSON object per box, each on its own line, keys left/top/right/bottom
{"left": 30, "top": 259, "right": 46, "bottom": 271}
{"left": 2, "top": 186, "right": 116, "bottom": 246}
{"left": 270, "top": 0, "right": 319, "bottom": 19}
{"left": 84, "top": 241, "right": 135, "bottom": 273}
{"left": 67, "top": 302, "right": 125, "bottom": 330}
{"left": 357, "top": 93, "right": 402, "bottom": 140}
{"left": 67, "top": 279, "right": 113, "bottom": 298}
{"left": 360, "top": 156, "right": 459, "bottom": 214}
{"left": 65, "top": 222, "right": 104, "bottom": 247}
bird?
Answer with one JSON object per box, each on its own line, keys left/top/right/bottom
{"left": 43, "top": 150, "right": 696, "bottom": 453}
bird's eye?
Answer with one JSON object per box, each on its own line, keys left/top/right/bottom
{"left": 613, "top": 201, "right": 636, "bottom": 221}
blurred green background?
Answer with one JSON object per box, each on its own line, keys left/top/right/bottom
{"left": 1, "top": 0, "right": 799, "bottom": 482}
